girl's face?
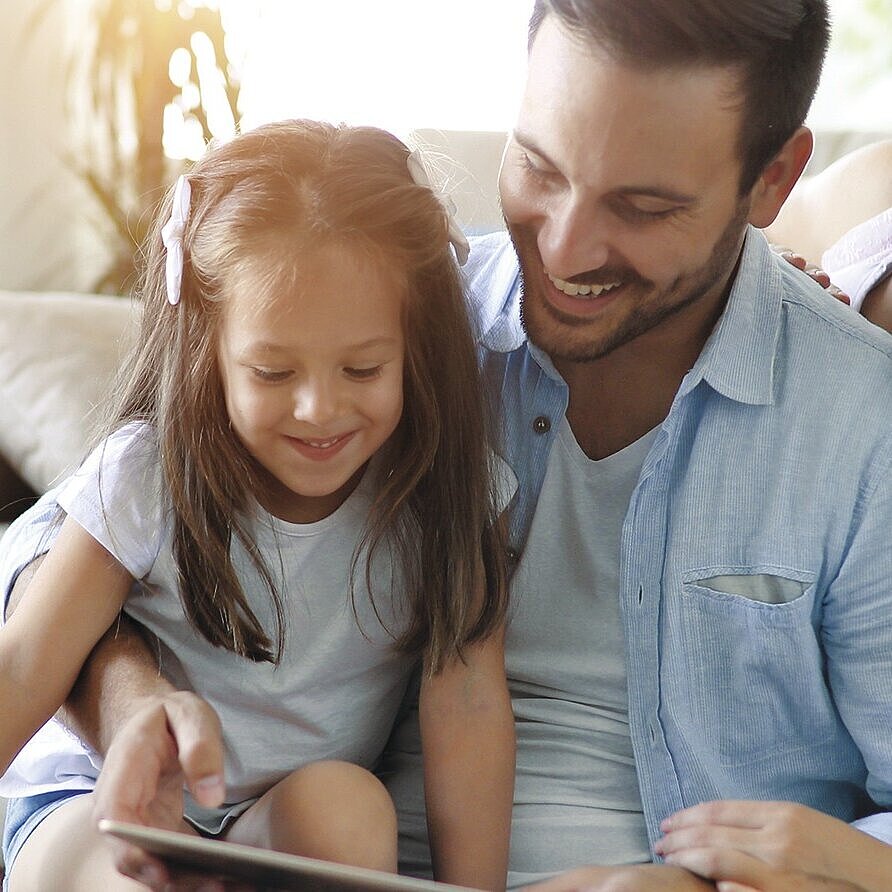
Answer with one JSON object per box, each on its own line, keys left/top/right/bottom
{"left": 217, "top": 242, "right": 406, "bottom": 523}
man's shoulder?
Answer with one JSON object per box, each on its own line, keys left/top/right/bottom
{"left": 773, "top": 264, "right": 892, "bottom": 443}
{"left": 463, "top": 231, "right": 522, "bottom": 339}
{"left": 778, "top": 258, "right": 892, "bottom": 368}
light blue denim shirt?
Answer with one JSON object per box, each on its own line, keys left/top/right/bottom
{"left": 465, "top": 227, "right": 892, "bottom": 850}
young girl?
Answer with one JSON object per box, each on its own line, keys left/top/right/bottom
{"left": 0, "top": 120, "right": 515, "bottom": 891}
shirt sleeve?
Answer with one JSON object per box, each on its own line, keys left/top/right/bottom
{"left": 54, "top": 423, "right": 167, "bottom": 580}
{"left": 823, "top": 437, "right": 892, "bottom": 841}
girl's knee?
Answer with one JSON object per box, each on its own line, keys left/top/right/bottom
{"left": 265, "top": 760, "right": 397, "bottom": 870}
{"left": 300, "top": 760, "right": 395, "bottom": 811}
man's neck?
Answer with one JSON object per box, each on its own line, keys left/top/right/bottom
{"left": 556, "top": 281, "right": 731, "bottom": 461}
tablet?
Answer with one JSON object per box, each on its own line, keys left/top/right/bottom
{"left": 99, "top": 819, "right": 473, "bottom": 891}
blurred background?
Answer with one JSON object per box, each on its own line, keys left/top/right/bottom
{"left": 1, "top": 0, "right": 889, "bottom": 295}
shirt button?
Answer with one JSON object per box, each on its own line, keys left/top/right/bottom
{"left": 533, "top": 415, "right": 551, "bottom": 434}
{"left": 506, "top": 547, "right": 520, "bottom": 565}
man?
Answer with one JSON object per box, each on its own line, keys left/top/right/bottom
{"left": 383, "top": 3, "right": 892, "bottom": 889}
{"left": 4, "top": 1, "right": 891, "bottom": 890}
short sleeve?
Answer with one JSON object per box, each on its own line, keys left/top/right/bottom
{"left": 55, "top": 423, "right": 168, "bottom": 580}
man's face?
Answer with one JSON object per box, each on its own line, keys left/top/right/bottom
{"left": 500, "top": 16, "right": 753, "bottom": 364}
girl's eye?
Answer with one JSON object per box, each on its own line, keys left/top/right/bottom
{"left": 252, "top": 368, "right": 292, "bottom": 383}
{"left": 345, "top": 365, "right": 383, "bottom": 381}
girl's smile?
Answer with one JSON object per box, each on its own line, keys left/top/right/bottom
{"left": 285, "top": 430, "right": 357, "bottom": 461}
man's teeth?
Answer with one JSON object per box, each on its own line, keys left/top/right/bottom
{"left": 547, "top": 272, "right": 621, "bottom": 297}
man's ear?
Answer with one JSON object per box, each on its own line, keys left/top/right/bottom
{"left": 747, "top": 126, "right": 814, "bottom": 228}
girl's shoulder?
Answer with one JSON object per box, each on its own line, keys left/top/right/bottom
{"left": 52, "top": 421, "right": 169, "bottom": 578}
{"left": 75, "top": 421, "right": 160, "bottom": 490}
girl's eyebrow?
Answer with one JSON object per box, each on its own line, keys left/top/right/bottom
{"left": 244, "top": 336, "right": 400, "bottom": 356}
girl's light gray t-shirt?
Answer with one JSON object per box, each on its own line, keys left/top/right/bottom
{"left": 2, "top": 423, "right": 417, "bottom": 807}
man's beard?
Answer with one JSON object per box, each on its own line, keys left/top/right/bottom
{"left": 511, "top": 199, "right": 750, "bottom": 364}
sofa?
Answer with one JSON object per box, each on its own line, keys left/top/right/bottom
{"left": 0, "top": 290, "right": 139, "bottom": 525}
{"left": 0, "top": 290, "right": 140, "bottom": 875}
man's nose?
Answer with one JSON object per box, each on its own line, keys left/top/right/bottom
{"left": 539, "top": 193, "right": 610, "bottom": 277}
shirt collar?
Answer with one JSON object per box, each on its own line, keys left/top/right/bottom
{"left": 682, "top": 226, "right": 782, "bottom": 406}
{"left": 475, "top": 225, "right": 784, "bottom": 405}
{"left": 468, "top": 233, "right": 527, "bottom": 353}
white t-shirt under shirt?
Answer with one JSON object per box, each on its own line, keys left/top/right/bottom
{"left": 0, "top": 423, "right": 418, "bottom": 814}
{"left": 504, "top": 417, "right": 654, "bottom": 880}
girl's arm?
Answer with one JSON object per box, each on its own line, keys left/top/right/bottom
{"left": 0, "top": 515, "right": 134, "bottom": 774}
{"left": 6, "top": 552, "right": 228, "bottom": 889}
{"left": 419, "top": 624, "right": 515, "bottom": 891}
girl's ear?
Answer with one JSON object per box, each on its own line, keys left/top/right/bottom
{"left": 747, "top": 126, "right": 814, "bottom": 229}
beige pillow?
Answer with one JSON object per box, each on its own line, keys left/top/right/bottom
{"left": 0, "top": 291, "right": 139, "bottom": 493}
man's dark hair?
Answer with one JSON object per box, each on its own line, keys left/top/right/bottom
{"left": 528, "top": 0, "right": 829, "bottom": 193}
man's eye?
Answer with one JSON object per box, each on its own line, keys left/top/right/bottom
{"left": 345, "top": 365, "right": 383, "bottom": 381}
{"left": 617, "top": 203, "right": 681, "bottom": 223}
{"left": 252, "top": 368, "right": 291, "bottom": 383}
{"left": 520, "top": 151, "right": 553, "bottom": 178}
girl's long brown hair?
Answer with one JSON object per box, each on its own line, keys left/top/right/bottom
{"left": 111, "top": 120, "right": 507, "bottom": 670}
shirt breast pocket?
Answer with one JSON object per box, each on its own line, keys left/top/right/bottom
{"left": 672, "top": 567, "right": 834, "bottom": 766}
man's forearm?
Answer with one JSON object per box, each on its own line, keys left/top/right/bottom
{"left": 8, "top": 556, "right": 170, "bottom": 755}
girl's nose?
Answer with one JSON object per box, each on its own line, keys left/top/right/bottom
{"left": 293, "top": 379, "right": 340, "bottom": 427}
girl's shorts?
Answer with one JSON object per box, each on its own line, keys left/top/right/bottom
{"left": 2, "top": 789, "right": 90, "bottom": 891}
{"left": 1, "top": 791, "right": 255, "bottom": 890}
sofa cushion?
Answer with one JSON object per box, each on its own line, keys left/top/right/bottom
{"left": 0, "top": 291, "right": 137, "bottom": 495}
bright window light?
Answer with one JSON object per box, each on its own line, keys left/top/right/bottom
{"left": 219, "top": 0, "right": 530, "bottom": 136}
{"left": 211, "top": 0, "right": 888, "bottom": 138}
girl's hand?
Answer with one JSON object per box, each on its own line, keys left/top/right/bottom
{"left": 92, "top": 690, "right": 226, "bottom": 890}
{"left": 656, "top": 800, "right": 889, "bottom": 892}
{"left": 768, "top": 243, "right": 851, "bottom": 305}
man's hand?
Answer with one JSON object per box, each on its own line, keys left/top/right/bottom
{"left": 92, "top": 691, "right": 226, "bottom": 889}
{"left": 523, "top": 863, "right": 714, "bottom": 891}
{"left": 656, "top": 801, "right": 888, "bottom": 892}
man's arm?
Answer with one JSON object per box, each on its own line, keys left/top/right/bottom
{"left": 7, "top": 555, "right": 168, "bottom": 753}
